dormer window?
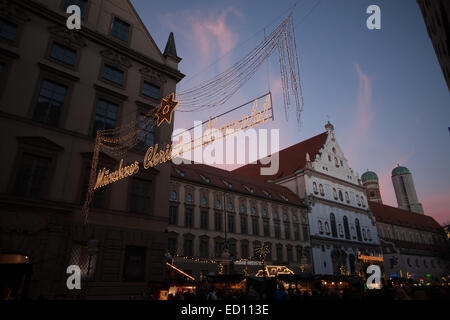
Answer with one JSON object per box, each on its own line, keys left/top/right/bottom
{"left": 223, "top": 180, "right": 232, "bottom": 189}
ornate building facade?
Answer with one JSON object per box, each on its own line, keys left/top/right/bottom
{"left": 0, "top": 0, "right": 183, "bottom": 299}
{"left": 362, "top": 168, "right": 449, "bottom": 281}
{"left": 167, "top": 163, "right": 312, "bottom": 278}
{"left": 233, "top": 122, "right": 382, "bottom": 276}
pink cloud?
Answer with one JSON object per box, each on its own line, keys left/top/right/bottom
{"left": 342, "top": 64, "right": 373, "bottom": 167}
{"left": 162, "top": 8, "right": 242, "bottom": 66}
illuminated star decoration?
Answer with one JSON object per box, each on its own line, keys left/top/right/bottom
{"left": 155, "top": 92, "right": 178, "bottom": 127}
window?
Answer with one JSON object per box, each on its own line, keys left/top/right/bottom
{"left": 355, "top": 219, "right": 362, "bottom": 241}
{"left": 330, "top": 213, "right": 337, "bottom": 237}
{"left": 229, "top": 242, "right": 236, "bottom": 257}
{"left": 294, "top": 224, "right": 300, "bottom": 240}
{"left": 49, "top": 43, "right": 76, "bottom": 66}
{"left": 227, "top": 200, "right": 233, "bottom": 211}
{"left": 344, "top": 216, "right": 350, "bottom": 239}
{"left": 274, "top": 222, "right": 281, "bottom": 239}
{"left": 186, "top": 193, "right": 193, "bottom": 203}
{"left": 368, "top": 230, "right": 372, "bottom": 241}
{"left": 240, "top": 216, "right": 247, "bottom": 234}
{"left": 356, "top": 195, "right": 361, "bottom": 206}
{"left": 199, "top": 238, "right": 209, "bottom": 257}
{"left": 103, "top": 64, "right": 124, "bottom": 85}
{"left": 302, "top": 223, "right": 309, "bottom": 241}
{"left": 227, "top": 214, "right": 235, "bottom": 233}
{"left": 263, "top": 220, "right": 270, "bottom": 237}
{"left": 168, "top": 206, "right": 177, "bottom": 225}
{"left": 136, "top": 114, "right": 155, "bottom": 151}
{"left": 33, "top": 79, "right": 67, "bottom": 127}
{"left": 363, "top": 229, "right": 367, "bottom": 240}
{"left": 142, "top": 81, "right": 159, "bottom": 99}
{"left": 335, "top": 157, "right": 339, "bottom": 167}
{"left": 319, "top": 184, "right": 324, "bottom": 195}
{"left": 130, "top": 178, "right": 151, "bottom": 214}
{"left": 215, "top": 241, "right": 223, "bottom": 257}
{"left": 111, "top": 17, "right": 130, "bottom": 42}
{"left": 263, "top": 208, "right": 268, "bottom": 217}
{"left": 324, "top": 222, "right": 330, "bottom": 235}
{"left": 276, "top": 245, "right": 283, "bottom": 262}
{"left": 273, "top": 211, "right": 279, "bottom": 219}
{"left": 93, "top": 99, "right": 118, "bottom": 133}
{"left": 313, "top": 182, "right": 318, "bottom": 194}
{"left": 64, "top": 0, "right": 88, "bottom": 18}
{"left": 241, "top": 242, "right": 249, "bottom": 259}
{"left": 318, "top": 220, "right": 324, "bottom": 234}
{"left": 215, "top": 199, "right": 221, "bottom": 209}
{"left": 345, "top": 192, "right": 350, "bottom": 203}
{"left": 287, "top": 246, "right": 293, "bottom": 262}
{"left": 215, "top": 212, "right": 222, "bottom": 231}
{"left": 284, "top": 223, "right": 291, "bottom": 240}
{"left": 0, "top": 19, "right": 17, "bottom": 41}
{"left": 338, "top": 224, "right": 344, "bottom": 237}
{"left": 170, "top": 190, "right": 177, "bottom": 201}
{"left": 13, "top": 153, "right": 51, "bottom": 199}
{"left": 123, "top": 246, "right": 146, "bottom": 281}
{"left": 184, "top": 208, "right": 194, "bottom": 228}
{"left": 333, "top": 188, "right": 338, "bottom": 199}
{"left": 68, "top": 244, "right": 97, "bottom": 281}
{"left": 296, "top": 246, "right": 303, "bottom": 262}
{"left": 201, "top": 196, "right": 207, "bottom": 207}
{"left": 183, "top": 238, "right": 193, "bottom": 256}
{"left": 200, "top": 211, "right": 208, "bottom": 230}
{"left": 251, "top": 206, "right": 257, "bottom": 215}
{"left": 252, "top": 218, "right": 259, "bottom": 236}
{"left": 240, "top": 204, "right": 246, "bottom": 214}
{"left": 338, "top": 190, "right": 343, "bottom": 202}
{"left": 351, "top": 226, "right": 356, "bottom": 239}
{"left": 168, "top": 238, "right": 177, "bottom": 255}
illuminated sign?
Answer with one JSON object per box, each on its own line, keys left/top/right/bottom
{"left": 255, "top": 265, "right": 294, "bottom": 277}
{"left": 93, "top": 95, "right": 273, "bottom": 190}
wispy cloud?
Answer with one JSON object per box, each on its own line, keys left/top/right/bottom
{"left": 162, "top": 7, "right": 243, "bottom": 67}
{"left": 342, "top": 63, "right": 373, "bottom": 168}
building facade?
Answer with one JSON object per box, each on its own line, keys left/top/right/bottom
{"left": 417, "top": 0, "right": 450, "bottom": 91}
{"left": 233, "top": 122, "right": 382, "bottom": 276}
{"left": 167, "top": 163, "right": 313, "bottom": 279}
{"left": 0, "top": 0, "right": 183, "bottom": 299}
{"left": 362, "top": 167, "right": 449, "bottom": 282}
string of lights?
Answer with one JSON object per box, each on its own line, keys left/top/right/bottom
{"left": 81, "top": 13, "right": 305, "bottom": 224}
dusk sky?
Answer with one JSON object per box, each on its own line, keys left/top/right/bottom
{"left": 131, "top": 0, "right": 450, "bottom": 225}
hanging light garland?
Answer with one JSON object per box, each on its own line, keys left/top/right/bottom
{"left": 81, "top": 13, "right": 305, "bottom": 223}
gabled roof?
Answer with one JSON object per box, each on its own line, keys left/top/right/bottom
{"left": 369, "top": 202, "right": 442, "bottom": 233}
{"left": 171, "top": 163, "right": 306, "bottom": 207}
{"left": 232, "top": 132, "right": 328, "bottom": 183}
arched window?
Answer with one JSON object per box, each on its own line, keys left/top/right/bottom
{"left": 362, "top": 229, "right": 367, "bottom": 240}
{"left": 240, "top": 204, "right": 246, "bottom": 213}
{"left": 324, "top": 222, "right": 330, "bottom": 235}
{"left": 333, "top": 188, "right": 338, "bottom": 199}
{"left": 330, "top": 213, "right": 337, "bottom": 237}
{"left": 338, "top": 190, "right": 343, "bottom": 202}
{"left": 319, "top": 184, "right": 324, "bottom": 195}
{"left": 345, "top": 192, "right": 350, "bottom": 203}
{"left": 335, "top": 157, "right": 339, "bottom": 167}
{"left": 368, "top": 230, "right": 372, "bottom": 241}
{"left": 356, "top": 195, "right": 361, "bottom": 206}
{"left": 355, "top": 219, "right": 362, "bottom": 241}
{"left": 351, "top": 226, "right": 356, "bottom": 239}
{"left": 318, "top": 220, "right": 324, "bottom": 234}
{"left": 251, "top": 207, "right": 257, "bottom": 215}
{"left": 343, "top": 216, "right": 350, "bottom": 239}
{"left": 313, "top": 182, "right": 318, "bottom": 194}
{"left": 186, "top": 193, "right": 193, "bottom": 203}
{"left": 215, "top": 199, "right": 221, "bottom": 209}
{"left": 201, "top": 196, "right": 207, "bottom": 207}
{"left": 170, "top": 190, "right": 177, "bottom": 200}
{"left": 338, "top": 224, "right": 344, "bottom": 237}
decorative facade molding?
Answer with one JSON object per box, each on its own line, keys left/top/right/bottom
{"left": 100, "top": 49, "right": 132, "bottom": 69}
{"left": 48, "top": 26, "right": 86, "bottom": 48}
{"left": 139, "top": 67, "right": 166, "bottom": 84}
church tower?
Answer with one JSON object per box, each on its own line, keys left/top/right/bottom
{"left": 361, "top": 170, "right": 383, "bottom": 203}
{"left": 391, "top": 165, "right": 424, "bottom": 214}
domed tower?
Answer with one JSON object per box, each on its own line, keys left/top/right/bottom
{"left": 391, "top": 165, "right": 424, "bottom": 214}
{"left": 361, "top": 170, "right": 382, "bottom": 203}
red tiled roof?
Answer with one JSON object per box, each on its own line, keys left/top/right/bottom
{"left": 232, "top": 132, "right": 328, "bottom": 183}
{"left": 171, "top": 163, "right": 306, "bottom": 207}
{"left": 369, "top": 201, "right": 442, "bottom": 233}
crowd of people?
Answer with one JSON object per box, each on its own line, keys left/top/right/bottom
{"left": 165, "top": 283, "right": 450, "bottom": 301}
